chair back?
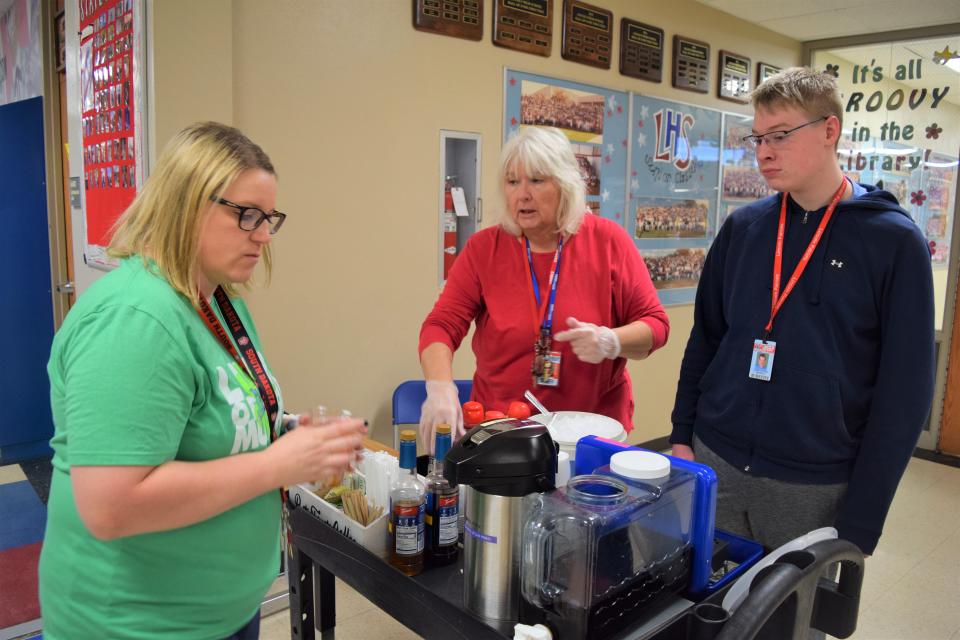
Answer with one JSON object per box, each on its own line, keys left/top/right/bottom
{"left": 391, "top": 379, "right": 472, "bottom": 447}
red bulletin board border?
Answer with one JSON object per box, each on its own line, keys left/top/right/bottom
{"left": 79, "top": 0, "right": 136, "bottom": 248}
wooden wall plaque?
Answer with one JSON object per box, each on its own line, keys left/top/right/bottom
{"left": 493, "top": 0, "right": 553, "bottom": 57}
{"left": 413, "top": 0, "right": 483, "bottom": 40}
{"left": 672, "top": 35, "right": 710, "bottom": 94}
{"left": 561, "top": 0, "right": 612, "bottom": 69}
{"left": 718, "top": 50, "right": 751, "bottom": 103}
{"left": 757, "top": 61, "right": 781, "bottom": 86}
{"left": 619, "top": 18, "right": 663, "bottom": 82}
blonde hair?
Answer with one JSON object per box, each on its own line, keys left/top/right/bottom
{"left": 751, "top": 66, "right": 844, "bottom": 130}
{"left": 108, "top": 122, "right": 275, "bottom": 303}
{"left": 498, "top": 126, "right": 587, "bottom": 237}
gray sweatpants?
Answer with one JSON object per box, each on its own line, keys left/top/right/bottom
{"left": 694, "top": 435, "right": 848, "bottom": 551}
{"left": 694, "top": 436, "right": 848, "bottom": 639}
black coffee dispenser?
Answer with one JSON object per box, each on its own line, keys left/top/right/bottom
{"left": 444, "top": 419, "right": 556, "bottom": 621}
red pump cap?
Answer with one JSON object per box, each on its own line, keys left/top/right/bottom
{"left": 507, "top": 401, "right": 531, "bottom": 420}
{"left": 484, "top": 410, "right": 506, "bottom": 420}
{"left": 463, "top": 401, "right": 485, "bottom": 426}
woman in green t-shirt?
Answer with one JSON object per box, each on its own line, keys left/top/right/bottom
{"left": 40, "top": 122, "right": 366, "bottom": 640}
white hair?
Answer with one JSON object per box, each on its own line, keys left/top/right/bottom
{"left": 497, "top": 126, "right": 587, "bottom": 237}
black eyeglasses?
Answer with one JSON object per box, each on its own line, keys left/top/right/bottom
{"left": 213, "top": 197, "right": 287, "bottom": 234}
{"left": 742, "top": 116, "right": 828, "bottom": 149}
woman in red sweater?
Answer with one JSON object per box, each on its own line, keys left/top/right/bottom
{"left": 419, "top": 126, "right": 669, "bottom": 447}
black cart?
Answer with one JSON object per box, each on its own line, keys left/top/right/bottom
{"left": 286, "top": 505, "right": 865, "bottom": 640}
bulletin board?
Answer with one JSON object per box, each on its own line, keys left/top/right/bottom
{"left": 78, "top": 0, "right": 145, "bottom": 270}
{"left": 718, "top": 113, "right": 773, "bottom": 229}
{"left": 628, "top": 94, "right": 721, "bottom": 305}
{"left": 503, "top": 69, "right": 629, "bottom": 224}
{"left": 503, "top": 69, "right": 770, "bottom": 306}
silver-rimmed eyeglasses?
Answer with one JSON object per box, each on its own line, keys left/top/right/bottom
{"left": 742, "top": 116, "right": 828, "bottom": 149}
{"left": 214, "top": 197, "right": 287, "bottom": 234}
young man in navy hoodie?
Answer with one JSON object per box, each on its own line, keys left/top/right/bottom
{"left": 670, "top": 67, "right": 935, "bottom": 557}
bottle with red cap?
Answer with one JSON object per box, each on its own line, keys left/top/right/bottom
{"left": 507, "top": 401, "right": 531, "bottom": 420}
{"left": 463, "top": 401, "right": 485, "bottom": 428}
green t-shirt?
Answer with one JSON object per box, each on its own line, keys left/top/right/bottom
{"left": 40, "top": 257, "right": 283, "bottom": 640}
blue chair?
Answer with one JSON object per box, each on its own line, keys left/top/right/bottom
{"left": 392, "top": 379, "right": 473, "bottom": 449}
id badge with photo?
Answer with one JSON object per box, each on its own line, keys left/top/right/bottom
{"left": 748, "top": 339, "right": 776, "bottom": 382}
{"left": 536, "top": 351, "right": 562, "bottom": 387}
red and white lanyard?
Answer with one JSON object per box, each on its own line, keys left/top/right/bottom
{"left": 197, "top": 286, "right": 280, "bottom": 434}
{"left": 765, "top": 177, "right": 848, "bottom": 337}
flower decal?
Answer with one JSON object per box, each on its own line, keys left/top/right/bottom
{"left": 926, "top": 123, "right": 942, "bottom": 140}
{"left": 910, "top": 190, "right": 927, "bottom": 206}
{"left": 933, "top": 46, "right": 958, "bottom": 66}
{"left": 824, "top": 64, "right": 840, "bottom": 77}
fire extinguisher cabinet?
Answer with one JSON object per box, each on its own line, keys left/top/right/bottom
{"left": 438, "top": 130, "right": 481, "bottom": 285}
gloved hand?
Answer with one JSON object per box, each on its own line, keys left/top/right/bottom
{"left": 419, "top": 380, "right": 464, "bottom": 452}
{"left": 553, "top": 317, "right": 621, "bottom": 364}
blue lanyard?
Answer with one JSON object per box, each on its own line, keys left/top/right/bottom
{"left": 525, "top": 235, "right": 564, "bottom": 333}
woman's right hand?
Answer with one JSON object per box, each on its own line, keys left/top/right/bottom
{"left": 268, "top": 416, "right": 367, "bottom": 487}
{"left": 419, "top": 380, "right": 464, "bottom": 451}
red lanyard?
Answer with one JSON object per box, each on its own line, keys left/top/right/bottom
{"left": 766, "top": 177, "right": 848, "bottom": 336}
{"left": 197, "top": 287, "right": 280, "bottom": 436}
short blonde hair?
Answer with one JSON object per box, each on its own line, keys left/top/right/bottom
{"left": 108, "top": 122, "right": 275, "bottom": 303}
{"left": 751, "top": 66, "right": 843, "bottom": 129}
{"left": 498, "top": 126, "right": 587, "bottom": 237}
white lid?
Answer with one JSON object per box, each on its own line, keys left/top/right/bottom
{"left": 610, "top": 451, "right": 670, "bottom": 480}
{"left": 530, "top": 411, "right": 625, "bottom": 444}
{"left": 555, "top": 451, "right": 571, "bottom": 488}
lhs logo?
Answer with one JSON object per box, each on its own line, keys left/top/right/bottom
{"left": 830, "top": 259, "right": 844, "bottom": 269}
{"left": 653, "top": 108, "right": 696, "bottom": 171}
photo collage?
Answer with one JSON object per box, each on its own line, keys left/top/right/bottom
{"left": 80, "top": 0, "right": 137, "bottom": 249}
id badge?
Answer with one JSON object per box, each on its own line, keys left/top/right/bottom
{"left": 748, "top": 339, "right": 776, "bottom": 381}
{"left": 536, "top": 351, "right": 562, "bottom": 387}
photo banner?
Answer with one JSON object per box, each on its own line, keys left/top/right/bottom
{"left": 78, "top": 0, "right": 145, "bottom": 270}
{"left": 628, "top": 94, "right": 721, "bottom": 305}
{"left": 504, "top": 69, "right": 628, "bottom": 225}
{"left": 719, "top": 113, "right": 773, "bottom": 229}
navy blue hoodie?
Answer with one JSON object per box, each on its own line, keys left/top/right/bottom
{"left": 671, "top": 182, "right": 935, "bottom": 554}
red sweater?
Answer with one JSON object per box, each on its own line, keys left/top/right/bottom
{"left": 419, "top": 215, "right": 669, "bottom": 432}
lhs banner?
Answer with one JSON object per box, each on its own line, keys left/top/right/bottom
{"left": 628, "top": 95, "right": 721, "bottom": 305}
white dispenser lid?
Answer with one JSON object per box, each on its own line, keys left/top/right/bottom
{"left": 555, "top": 451, "right": 571, "bottom": 488}
{"left": 610, "top": 451, "right": 670, "bottom": 480}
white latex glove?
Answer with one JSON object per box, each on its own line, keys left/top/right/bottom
{"left": 553, "top": 316, "right": 621, "bottom": 364}
{"left": 419, "top": 380, "right": 464, "bottom": 453}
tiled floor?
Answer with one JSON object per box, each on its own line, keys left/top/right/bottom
{"left": 258, "top": 456, "right": 960, "bottom": 640}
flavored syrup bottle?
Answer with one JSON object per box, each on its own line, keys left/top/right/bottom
{"left": 389, "top": 430, "right": 425, "bottom": 576}
{"left": 426, "top": 424, "right": 459, "bottom": 566}
{"left": 463, "top": 401, "right": 485, "bottom": 429}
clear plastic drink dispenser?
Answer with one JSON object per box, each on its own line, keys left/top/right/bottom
{"left": 520, "top": 454, "right": 696, "bottom": 639}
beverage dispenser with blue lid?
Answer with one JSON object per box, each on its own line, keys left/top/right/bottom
{"left": 519, "top": 455, "right": 696, "bottom": 640}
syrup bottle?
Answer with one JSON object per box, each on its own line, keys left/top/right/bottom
{"left": 389, "top": 430, "right": 425, "bottom": 576}
{"left": 426, "top": 424, "right": 459, "bottom": 566}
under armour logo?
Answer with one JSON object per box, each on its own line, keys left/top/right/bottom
{"left": 830, "top": 259, "right": 844, "bottom": 269}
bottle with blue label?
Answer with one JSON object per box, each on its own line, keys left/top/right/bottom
{"left": 426, "top": 424, "right": 459, "bottom": 566}
{"left": 389, "top": 430, "right": 425, "bottom": 576}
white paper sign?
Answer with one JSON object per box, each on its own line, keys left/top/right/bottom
{"left": 451, "top": 187, "right": 469, "bottom": 217}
